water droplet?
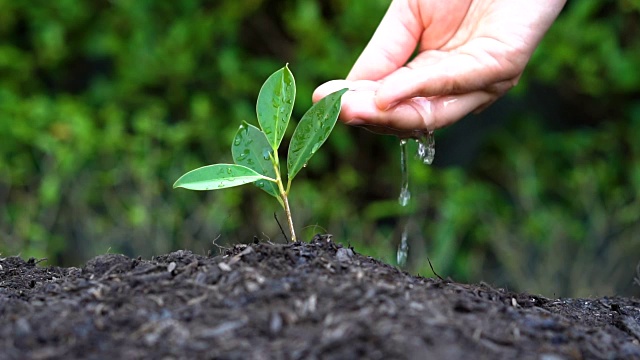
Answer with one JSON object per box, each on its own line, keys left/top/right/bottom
{"left": 399, "top": 188, "right": 410, "bottom": 207}
{"left": 397, "top": 227, "right": 409, "bottom": 267}
{"left": 311, "top": 142, "right": 321, "bottom": 154}
{"left": 398, "top": 139, "right": 410, "bottom": 206}
{"left": 227, "top": 167, "right": 232, "bottom": 174}
{"left": 218, "top": 183, "right": 225, "bottom": 188}
{"left": 262, "top": 148, "right": 271, "bottom": 160}
{"left": 417, "top": 131, "right": 435, "bottom": 165}
{"left": 234, "top": 138, "right": 241, "bottom": 146}
{"left": 302, "top": 163, "right": 308, "bottom": 168}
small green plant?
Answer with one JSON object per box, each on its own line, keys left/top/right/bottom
{"left": 173, "top": 65, "right": 347, "bottom": 242}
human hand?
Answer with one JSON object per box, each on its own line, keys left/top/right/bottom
{"left": 313, "top": 0, "right": 566, "bottom": 136}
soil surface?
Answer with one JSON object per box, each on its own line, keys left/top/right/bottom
{"left": 1, "top": 235, "right": 640, "bottom": 359}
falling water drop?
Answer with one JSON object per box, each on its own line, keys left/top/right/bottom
{"left": 417, "top": 130, "right": 435, "bottom": 165}
{"left": 397, "top": 227, "right": 409, "bottom": 267}
{"left": 398, "top": 139, "right": 410, "bottom": 206}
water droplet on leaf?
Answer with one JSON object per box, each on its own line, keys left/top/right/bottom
{"left": 311, "top": 142, "right": 321, "bottom": 154}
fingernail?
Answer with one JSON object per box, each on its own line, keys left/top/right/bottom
{"left": 345, "top": 118, "right": 365, "bottom": 126}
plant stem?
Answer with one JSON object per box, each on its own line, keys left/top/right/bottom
{"left": 271, "top": 152, "right": 297, "bottom": 242}
{"left": 281, "top": 192, "right": 297, "bottom": 242}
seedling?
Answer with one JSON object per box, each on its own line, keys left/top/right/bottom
{"left": 174, "top": 65, "right": 347, "bottom": 242}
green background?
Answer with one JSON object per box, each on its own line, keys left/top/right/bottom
{"left": 1, "top": 0, "right": 639, "bottom": 298}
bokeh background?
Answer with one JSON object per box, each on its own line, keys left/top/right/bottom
{"left": 1, "top": 0, "right": 639, "bottom": 298}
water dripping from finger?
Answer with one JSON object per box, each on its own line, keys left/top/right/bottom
{"left": 398, "top": 139, "right": 411, "bottom": 207}
{"left": 416, "top": 130, "right": 435, "bottom": 165}
{"left": 396, "top": 130, "right": 435, "bottom": 269}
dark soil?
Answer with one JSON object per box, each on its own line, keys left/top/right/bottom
{"left": 1, "top": 235, "right": 639, "bottom": 359}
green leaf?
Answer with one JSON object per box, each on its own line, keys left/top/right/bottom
{"left": 173, "top": 164, "right": 273, "bottom": 191}
{"left": 257, "top": 64, "right": 295, "bottom": 150}
{"left": 287, "top": 88, "right": 348, "bottom": 181}
{"left": 232, "top": 122, "right": 280, "bottom": 199}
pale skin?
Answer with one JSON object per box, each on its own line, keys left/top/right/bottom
{"left": 313, "top": 0, "right": 567, "bottom": 136}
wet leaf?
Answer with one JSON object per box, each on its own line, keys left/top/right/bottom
{"left": 232, "top": 122, "right": 280, "bottom": 199}
{"left": 173, "top": 164, "right": 273, "bottom": 191}
{"left": 287, "top": 88, "right": 348, "bottom": 181}
{"left": 257, "top": 64, "right": 295, "bottom": 151}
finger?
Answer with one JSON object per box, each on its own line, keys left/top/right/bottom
{"left": 424, "top": 91, "right": 496, "bottom": 129}
{"left": 375, "top": 45, "right": 520, "bottom": 109}
{"left": 471, "top": 77, "right": 520, "bottom": 113}
{"left": 312, "top": 80, "right": 380, "bottom": 103}
{"left": 340, "top": 90, "right": 496, "bottom": 133}
{"left": 346, "top": 1, "right": 422, "bottom": 81}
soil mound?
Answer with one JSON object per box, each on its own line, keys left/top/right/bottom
{"left": 1, "top": 236, "right": 639, "bottom": 359}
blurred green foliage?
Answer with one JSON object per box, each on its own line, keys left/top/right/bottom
{"left": 0, "top": 0, "right": 638, "bottom": 298}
